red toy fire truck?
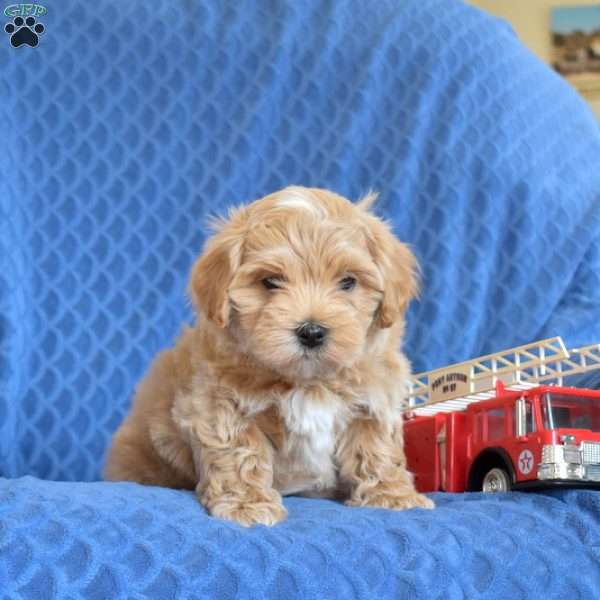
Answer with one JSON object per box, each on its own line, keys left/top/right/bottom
{"left": 403, "top": 337, "right": 600, "bottom": 493}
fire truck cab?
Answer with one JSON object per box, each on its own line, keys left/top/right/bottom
{"left": 404, "top": 338, "right": 600, "bottom": 493}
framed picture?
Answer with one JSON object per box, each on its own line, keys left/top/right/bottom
{"left": 551, "top": 4, "right": 600, "bottom": 100}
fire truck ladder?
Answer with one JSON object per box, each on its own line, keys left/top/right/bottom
{"left": 406, "top": 337, "right": 600, "bottom": 417}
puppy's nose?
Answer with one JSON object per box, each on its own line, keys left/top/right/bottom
{"left": 295, "top": 321, "right": 328, "bottom": 349}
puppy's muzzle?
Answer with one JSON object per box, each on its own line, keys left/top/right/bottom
{"left": 295, "top": 322, "right": 328, "bottom": 349}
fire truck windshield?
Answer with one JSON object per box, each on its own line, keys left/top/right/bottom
{"left": 542, "top": 393, "right": 600, "bottom": 432}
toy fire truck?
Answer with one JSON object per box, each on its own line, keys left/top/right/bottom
{"left": 403, "top": 337, "right": 600, "bottom": 493}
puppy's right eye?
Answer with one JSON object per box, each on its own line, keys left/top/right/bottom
{"left": 262, "top": 277, "right": 282, "bottom": 290}
{"left": 339, "top": 276, "right": 357, "bottom": 291}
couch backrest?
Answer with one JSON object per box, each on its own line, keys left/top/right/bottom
{"left": 1, "top": 0, "right": 599, "bottom": 480}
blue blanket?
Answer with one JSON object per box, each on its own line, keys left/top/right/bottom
{"left": 2, "top": 477, "right": 600, "bottom": 599}
{"left": 1, "top": 0, "right": 599, "bottom": 598}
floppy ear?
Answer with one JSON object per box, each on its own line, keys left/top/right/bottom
{"left": 361, "top": 212, "right": 419, "bottom": 329}
{"left": 188, "top": 210, "right": 247, "bottom": 328}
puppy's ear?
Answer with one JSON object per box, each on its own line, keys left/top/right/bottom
{"left": 361, "top": 212, "right": 419, "bottom": 329}
{"left": 188, "top": 209, "right": 247, "bottom": 328}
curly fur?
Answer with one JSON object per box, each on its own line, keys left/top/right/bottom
{"left": 104, "top": 186, "right": 433, "bottom": 526}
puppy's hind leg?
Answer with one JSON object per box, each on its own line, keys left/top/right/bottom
{"left": 104, "top": 419, "right": 196, "bottom": 490}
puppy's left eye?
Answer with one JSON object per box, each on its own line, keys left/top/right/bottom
{"left": 339, "top": 276, "right": 357, "bottom": 291}
{"left": 262, "top": 277, "right": 282, "bottom": 290}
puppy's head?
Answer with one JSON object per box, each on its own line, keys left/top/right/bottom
{"left": 190, "top": 187, "right": 417, "bottom": 380}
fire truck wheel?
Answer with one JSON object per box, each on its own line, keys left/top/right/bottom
{"left": 481, "top": 467, "right": 511, "bottom": 493}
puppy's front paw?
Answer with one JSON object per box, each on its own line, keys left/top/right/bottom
{"left": 347, "top": 488, "right": 434, "bottom": 511}
{"left": 210, "top": 499, "right": 288, "bottom": 527}
{"left": 201, "top": 485, "right": 287, "bottom": 527}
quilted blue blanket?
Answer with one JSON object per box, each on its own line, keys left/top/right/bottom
{"left": 1, "top": 0, "right": 599, "bottom": 598}
{"left": 1, "top": 477, "right": 600, "bottom": 599}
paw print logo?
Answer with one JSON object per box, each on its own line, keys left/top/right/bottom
{"left": 4, "top": 15, "right": 44, "bottom": 47}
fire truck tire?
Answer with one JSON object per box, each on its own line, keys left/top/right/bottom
{"left": 482, "top": 467, "right": 511, "bottom": 493}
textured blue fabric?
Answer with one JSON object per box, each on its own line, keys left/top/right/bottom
{"left": 1, "top": 0, "right": 600, "bottom": 597}
{"left": 1, "top": 0, "right": 599, "bottom": 482}
{"left": 1, "top": 477, "right": 600, "bottom": 600}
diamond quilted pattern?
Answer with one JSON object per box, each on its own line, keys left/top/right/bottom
{"left": 1, "top": 6, "right": 600, "bottom": 597}
{"left": 1, "top": 0, "right": 599, "bottom": 484}
{"left": 1, "top": 478, "right": 600, "bottom": 599}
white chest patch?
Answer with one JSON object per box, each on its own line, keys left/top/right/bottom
{"left": 275, "top": 388, "right": 343, "bottom": 496}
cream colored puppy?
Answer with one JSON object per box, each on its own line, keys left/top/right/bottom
{"left": 104, "top": 186, "right": 433, "bottom": 526}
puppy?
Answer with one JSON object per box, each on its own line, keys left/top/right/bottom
{"left": 104, "top": 186, "right": 433, "bottom": 526}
